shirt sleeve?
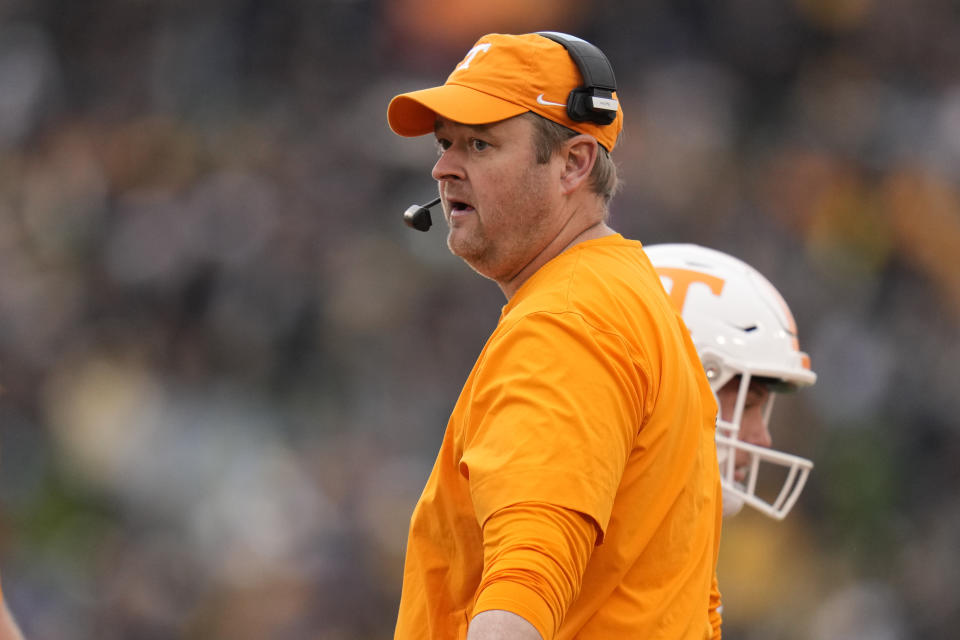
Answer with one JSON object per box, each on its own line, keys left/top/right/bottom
{"left": 460, "top": 311, "right": 645, "bottom": 538}
{"left": 472, "top": 501, "right": 597, "bottom": 640}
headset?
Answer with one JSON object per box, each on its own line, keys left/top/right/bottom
{"left": 536, "top": 31, "right": 619, "bottom": 126}
{"left": 403, "top": 197, "right": 440, "bottom": 231}
{"left": 402, "top": 32, "right": 617, "bottom": 231}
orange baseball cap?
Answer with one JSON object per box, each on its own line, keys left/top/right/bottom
{"left": 387, "top": 32, "right": 623, "bottom": 152}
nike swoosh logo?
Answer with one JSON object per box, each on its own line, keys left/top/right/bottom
{"left": 536, "top": 94, "right": 566, "bottom": 107}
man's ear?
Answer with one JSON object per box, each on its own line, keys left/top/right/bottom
{"left": 560, "top": 135, "right": 598, "bottom": 195}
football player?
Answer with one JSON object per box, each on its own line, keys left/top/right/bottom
{"left": 646, "top": 243, "right": 817, "bottom": 520}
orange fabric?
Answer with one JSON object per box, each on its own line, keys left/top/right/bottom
{"left": 394, "top": 235, "right": 722, "bottom": 640}
{"left": 387, "top": 33, "right": 623, "bottom": 151}
{"left": 710, "top": 572, "right": 723, "bottom": 639}
{"left": 473, "top": 503, "right": 596, "bottom": 639}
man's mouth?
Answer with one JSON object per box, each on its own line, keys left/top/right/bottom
{"left": 446, "top": 198, "right": 475, "bottom": 216}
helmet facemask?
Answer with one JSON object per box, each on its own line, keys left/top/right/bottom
{"left": 714, "top": 371, "right": 813, "bottom": 520}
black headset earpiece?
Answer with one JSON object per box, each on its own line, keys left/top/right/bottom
{"left": 536, "top": 31, "right": 618, "bottom": 126}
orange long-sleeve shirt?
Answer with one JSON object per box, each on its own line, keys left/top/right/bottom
{"left": 394, "top": 235, "right": 722, "bottom": 639}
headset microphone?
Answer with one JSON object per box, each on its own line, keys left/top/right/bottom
{"left": 403, "top": 196, "right": 441, "bottom": 231}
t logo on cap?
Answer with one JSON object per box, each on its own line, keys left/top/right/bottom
{"left": 457, "top": 43, "right": 491, "bottom": 71}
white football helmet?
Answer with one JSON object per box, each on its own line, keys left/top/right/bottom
{"left": 645, "top": 243, "right": 816, "bottom": 520}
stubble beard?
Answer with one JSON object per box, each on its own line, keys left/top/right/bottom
{"left": 447, "top": 218, "right": 496, "bottom": 280}
{"left": 449, "top": 204, "right": 554, "bottom": 284}
{"left": 448, "top": 157, "right": 556, "bottom": 283}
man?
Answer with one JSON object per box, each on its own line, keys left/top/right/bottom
{"left": 387, "top": 33, "right": 722, "bottom": 639}
{"left": 645, "top": 244, "right": 817, "bottom": 521}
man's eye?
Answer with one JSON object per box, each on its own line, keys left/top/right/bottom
{"left": 436, "top": 139, "right": 451, "bottom": 154}
{"left": 470, "top": 139, "right": 489, "bottom": 151}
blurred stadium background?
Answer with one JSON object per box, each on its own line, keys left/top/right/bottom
{"left": 1, "top": 0, "right": 959, "bottom": 638}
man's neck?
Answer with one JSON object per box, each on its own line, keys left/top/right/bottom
{"left": 562, "top": 220, "right": 615, "bottom": 253}
{"left": 497, "top": 218, "right": 616, "bottom": 299}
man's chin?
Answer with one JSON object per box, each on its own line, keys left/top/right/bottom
{"left": 447, "top": 234, "right": 485, "bottom": 266}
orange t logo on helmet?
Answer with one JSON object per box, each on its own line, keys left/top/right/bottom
{"left": 656, "top": 265, "right": 808, "bottom": 367}
{"left": 656, "top": 267, "right": 726, "bottom": 315}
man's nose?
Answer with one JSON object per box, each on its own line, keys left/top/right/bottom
{"left": 740, "top": 413, "right": 772, "bottom": 449}
{"left": 432, "top": 149, "right": 465, "bottom": 182}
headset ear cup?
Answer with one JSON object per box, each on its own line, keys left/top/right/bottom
{"left": 566, "top": 90, "right": 588, "bottom": 122}
{"left": 536, "top": 32, "right": 618, "bottom": 127}
{"left": 566, "top": 89, "right": 617, "bottom": 125}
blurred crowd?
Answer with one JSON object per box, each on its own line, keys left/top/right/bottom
{"left": 0, "top": 1, "right": 958, "bottom": 638}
